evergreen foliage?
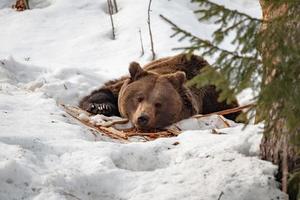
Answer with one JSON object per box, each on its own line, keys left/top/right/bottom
{"left": 161, "top": 0, "right": 300, "bottom": 138}
{"left": 257, "top": 2, "right": 300, "bottom": 135}
{"left": 162, "top": 2, "right": 300, "bottom": 197}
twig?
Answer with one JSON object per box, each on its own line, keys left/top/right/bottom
{"left": 165, "top": 127, "right": 181, "bottom": 136}
{"left": 100, "top": 118, "right": 129, "bottom": 127}
{"left": 218, "top": 115, "right": 231, "bottom": 127}
{"left": 61, "top": 104, "right": 181, "bottom": 141}
{"left": 212, "top": 129, "right": 226, "bottom": 135}
{"left": 139, "top": 28, "right": 145, "bottom": 57}
{"left": 193, "top": 103, "right": 254, "bottom": 119}
{"left": 61, "top": 103, "right": 253, "bottom": 142}
{"left": 107, "top": 0, "right": 116, "bottom": 40}
{"left": 125, "top": 131, "right": 174, "bottom": 138}
{"left": 96, "top": 126, "right": 128, "bottom": 140}
{"left": 61, "top": 192, "right": 81, "bottom": 200}
{"left": 113, "top": 0, "right": 118, "bottom": 13}
{"left": 147, "top": 0, "right": 155, "bottom": 60}
{"left": 61, "top": 104, "right": 129, "bottom": 142}
{"left": 217, "top": 191, "right": 224, "bottom": 200}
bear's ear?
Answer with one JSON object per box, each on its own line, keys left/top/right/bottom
{"left": 129, "top": 62, "right": 147, "bottom": 81}
{"left": 164, "top": 71, "right": 186, "bottom": 89}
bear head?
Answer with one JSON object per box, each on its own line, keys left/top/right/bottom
{"left": 118, "top": 62, "right": 186, "bottom": 131}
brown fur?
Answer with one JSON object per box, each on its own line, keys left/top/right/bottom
{"left": 79, "top": 54, "right": 240, "bottom": 130}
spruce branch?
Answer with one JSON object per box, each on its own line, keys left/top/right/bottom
{"left": 159, "top": 14, "right": 260, "bottom": 63}
{"left": 192, "top": 0, "right": 262, "bottom": 22}
{"left": 192, "top": 0, "right": 261, "bottom": 55}
{"left": 160, "top": 14, "right": 262, "bottom": 104}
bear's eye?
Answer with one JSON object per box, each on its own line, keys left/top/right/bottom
{"left": 137, "top": 97, "right": 144, "bottom": 102}
{"left": 155, "top": 102, "right": 162, "bottom": 108}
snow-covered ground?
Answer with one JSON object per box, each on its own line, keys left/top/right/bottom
{"left": 0, "top": 0, "right": 286, "bottom": 199}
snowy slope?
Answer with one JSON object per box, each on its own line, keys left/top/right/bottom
{"left": 0, "top": 0, "right": 286, "bottom": 199}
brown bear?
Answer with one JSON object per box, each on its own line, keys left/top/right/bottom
{"left": 79, "top": 54, "right": 240, "bottom": 130}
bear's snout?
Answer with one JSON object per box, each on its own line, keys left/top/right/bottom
{"left": 132, "top": 102, "right": 156, "bottom": 130}
{"left": 137, "top": 114, "right": 150, "bottom": 127}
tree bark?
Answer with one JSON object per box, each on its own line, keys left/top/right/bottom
{"left": 259, "top": 1, "right": 300, "bottom": 199}
{"left": 14, "top": 0, "right": 29, "bottom": 11}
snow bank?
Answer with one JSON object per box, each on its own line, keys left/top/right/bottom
{"left": 0, "top": 0, "right": 285, "bottom": 199}
{"left": 0, "top": 90, "right": 285, "bottom": 200}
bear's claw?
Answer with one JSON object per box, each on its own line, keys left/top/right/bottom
{"left": 87, "top": 103, "right": 113, "bottom": 116}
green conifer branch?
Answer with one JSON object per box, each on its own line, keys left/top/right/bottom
{"left": 192, "top": 0, "right": 261, "bottom": 22}
{"left": 192, "top": 0, "right": 261, "bottom": 55}
{"left": 160, "top": 14, "right": 261, "bottom": 106}
{"left": 159, "top": 14, "right": 260, "bottom": 62}
{"left": 162, "top": 1, "right": 300, "bottom": 197}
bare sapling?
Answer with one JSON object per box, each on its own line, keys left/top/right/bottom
{"left": 139, "top": 28, "right": 145, "bottom": 56}
{"left": 107, "top": 0, "right": 116, "bottom": 39}
{"left": 113, "top": 0, "right": 118, "bottom": 13}
{"left": 147, "top": 0, "right": 155, "bottom": 60}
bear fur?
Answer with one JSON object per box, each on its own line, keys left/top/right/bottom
{"left": 79, "top": 54, "right": 240, "bottom": 130}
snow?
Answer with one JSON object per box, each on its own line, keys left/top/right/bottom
{"left": 0, "top": 0, "right": 286, "bottom": 199}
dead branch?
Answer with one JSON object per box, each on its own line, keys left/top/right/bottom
{"left": 147, "top": 0, "right": 155, "bottom": 60}
{"left": 193, "top": 104, "right": 254, "bottom": 119}
{"left": 139, "top": 28, "right": 145, "bottom": 57}
{"left": 61, "top": 103, "right": 181, "bottom": 141}
{"left": 217, "top": 191, "right": 224, "bottom": 200}
{"left": 100, "top": 118, "right": 129, "bottom": 127}
{"left": 61, "top": 103, "right": 253, "bottom": 142}
{"left": 96, "top": 126, "right": 128, "bottom": 140}
{"left": 107, "top": 0, "right": 116, "bottom": 40}
{"left": 113, "top": 0, "right": 118, "bottom": 13}
{"left": 165, "top": 127, "right": 181, "bottom": 136}
{"left": 61, "top": 104, "right": 129, "bottom": 142}
{"left": 218, "top": 115, "right": 231, "bottom": 127}
{"left": 61, "top": 192, "right": 81, "bottom": 200}
{"left": 124, "top": 128, "right": 179, "bottom": 138}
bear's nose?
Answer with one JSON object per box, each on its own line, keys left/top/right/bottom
{"left": 137, "top": 115, "right": 149, "bottom": 127}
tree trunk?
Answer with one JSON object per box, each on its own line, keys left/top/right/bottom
{"left": 14, "top": 0, "right": 29, "bottom": 11}
{"left": 259, "top": 1, "right": 300, "bottom": 200}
